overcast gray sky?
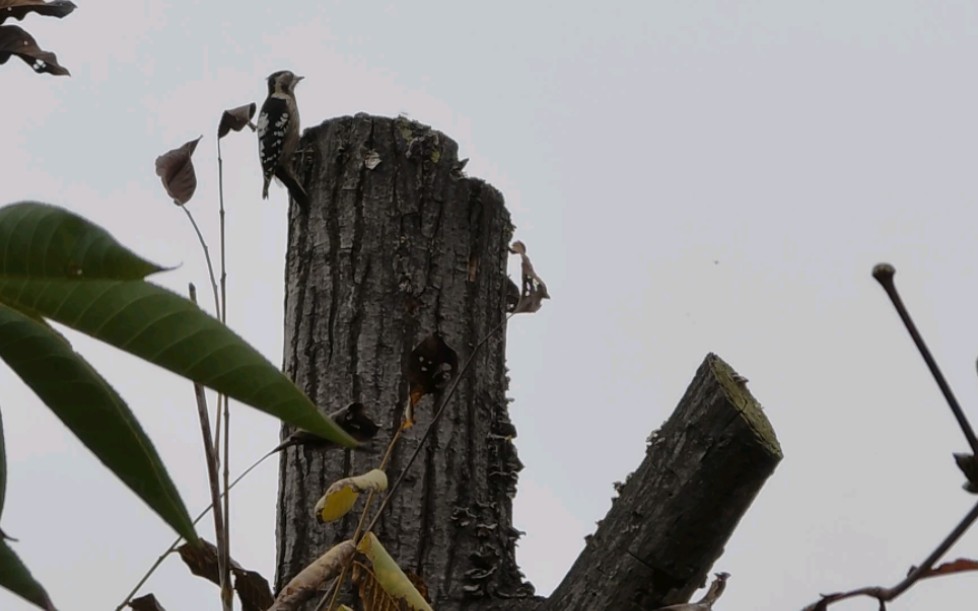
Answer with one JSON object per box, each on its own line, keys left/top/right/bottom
{"left": 4, "top": 1, "right": 978, "bottom": 609}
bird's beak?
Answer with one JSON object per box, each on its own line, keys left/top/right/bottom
{"left": 295, "top": 75, "right": 305, "bottom": 84}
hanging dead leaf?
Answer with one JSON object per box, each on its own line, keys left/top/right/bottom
{"left": 356, "top": 532, "right": 433, "bottom": 611}
{"left": 233, "top": 568, "right": 275, "bottom": 611}
{"left": 155, "top": 136, "right": 202, "bottom": 206}
{"left": 0, "top": 24, "right": 69, "bottom": 75}
{"left": 273, "top": 402, "right": 380, "bottom": 453}
{"left": 176, "top": 539, "right": 274, "bottom": 611}
{"left": 364, "top": 149, "right": 382, "bottom": 170}
{"left": 508, "top": 240, "right": 550, "bottom": 314}
{"left": 128, "top": 593, "right": 167, "bottom": 611}
{"left": 177, "top": 539, "right": 237, "bottom": 584}
{"left": 218, "top": 102, "right": 257, "bottom": 138}
{"left": 268, "top": 540, "right": 356, "bottom": 611}
{"left": 0, "top": 0, "right": 76, "bottom": 23}
{"left": 315, "top": 468, "right": 388, "bottom": 523}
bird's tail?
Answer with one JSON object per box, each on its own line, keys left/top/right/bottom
{"left": 274, "top": 166, "right": 309, "bottom": 209}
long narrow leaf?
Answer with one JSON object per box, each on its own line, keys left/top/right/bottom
{"left": 0, "top": 202, "right": 353, "bottom": 446}
{"left": 0, "top": 202, "right": 161, "bottom": 280}
{"left": 0, "top": 409, "right": 50, "bottom": 609}
{"left": 0, "top": 408, "right": 5, "bottom": 518}
{"left": 0, "top": 303, "right": 196, "bottom": 541}
{"left": 0, "top": 541, "right": 54, "bottom": 611}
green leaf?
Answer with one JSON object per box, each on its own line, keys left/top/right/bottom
{"left": 0, "top": 408, "right": 5, "bottom": 519}
{"left": 0, "top": 202, "right": 354, "bottom": 447}
{"left": 0, "top": 202, "right": 162, "bottom": 280}
{"left": 0, "top": 541, "right": 55, "bottom": 611}
{"left": 0, "top": 303, "right": 196, "bottom": 542}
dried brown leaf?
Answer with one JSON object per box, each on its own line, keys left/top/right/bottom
{"left": 0, "top": 24, "right": 69, "bottom": 75}
{"left": 177, "top": 539, "right": 236, "bottom": 585}
{"left": 176, "top": 539, "right": 273, "bottom": 611}
{"left": 233, "top": 568, "right": 274, "bottom": 611}
{"left": 508, "top": 240, "right": 550, "bottom": 314}
{"left": 155, "top": 136, "right": 202, "bottom": 205}
{"left": 268, "top": 540, "right": 356, "bottom": 611}
{"left": 919, "top": 557, "right": 978, "bottom": 579}
{"left": 217, "top": 102, "right": 257, "bottom": 138}
{"left": 0, "top": 0, "right": 76, "bottom": 24}
{"left": 128, "top": 593, "right": 167, "bottom": 611}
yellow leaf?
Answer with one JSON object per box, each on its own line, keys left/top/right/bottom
{"left": 314, "top": 469, "right": 389, "bottom": 523}
{"left": 357, "top": 532, "right": 432, "bottom": 610}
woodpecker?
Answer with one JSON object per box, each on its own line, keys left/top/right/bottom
{"left": 257, "top": 70, "right": 308, "bottom": 206}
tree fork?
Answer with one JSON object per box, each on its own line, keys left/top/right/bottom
{"left": 274, "top": 114, "right": 781, "bottom": 610}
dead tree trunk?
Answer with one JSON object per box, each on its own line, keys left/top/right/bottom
{"left": 275, "top": 114, "right": 782, "bottom": 611}
{"left": 275, "top": 114, "right": 532, "bottom": 609}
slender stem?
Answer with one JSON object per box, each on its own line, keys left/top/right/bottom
{"left": 182, "top": 208, "right": 221, "bottom": 317}
{"left": 887, "top": 499, "right": 978, "bottom": 598}
{"left": 217, "top": 133, "right": 232, "bottom": 610}
{"left": 188, "top": 284, "right": 231, "bottom": 611}
{"left": 114, "top": 450, "right": 275, "bottom": 610}
{"left": 807, "top": 498, "right": 978, "bottom": 609}
{"left": 873, "top": 263, "right": 978, "bottom": 455}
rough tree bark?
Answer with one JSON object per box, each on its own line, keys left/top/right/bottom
{"left": 275, "top": 114, "right": 532, "bottom": 609}
{"left": 543, "top": 354, "right": 781, "bottom": 610}
{"left": 275, "top": 114, "right": 782, "bottom": 611}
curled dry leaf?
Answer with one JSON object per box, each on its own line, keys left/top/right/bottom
{"left": 177, "top": 539, "right": 241, "bottom": 584}
{"left": 217, "top": 102, "right": 257, "bottom": 138}
{"left": 363, "top": 149, "right": 382, "bottom": 170}
{"left": 508, "top": 240, "right": 550, "bottom": 314}
{"left": 128, "top": 593, "right": 167, "bottom": 611}
{"left": 233, "top": 568, "right": 274, "bottom": 611}
{"left": 919, "top": 557, "right": 978, "bottom": 579}
{"left": 273, "top": 402, "right": 380, "bottom": 453}
{"left": 315, "top": 468, "right": 388, "bottom": 523}
{"left": 176, "top": 539, "right": 274, "bottom": 611}
{"left": 357, "top": 532, "right": 433, "bottom": 611}
{"left": 155, "top": 136, "right": 202, "bottom": 206}
{"left": 0, "top": 24, "right": 69, "bottom": 75}
{"left": 268, "top": 540, "right": 356, "bottom": 611}
{"left": 0, "top": 0, "right": 76, "bottom": 23}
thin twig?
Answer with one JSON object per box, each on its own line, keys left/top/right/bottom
{"left": 114, "top": 448, "right": 275, "bottom": 610}
{"left": 188, "top": 284, "right": 231, "bottom": 611}
{"left": 217, "top": 133, "right": 232, "bottom": 611}
{"left": 805, "top": 499, "right": 978, "bottom": 609}
{"left": 872, "top": 263, "right": 978, "bottom": 455}
{"left": 182, "top": 208, "right": 221, "bottom": 317}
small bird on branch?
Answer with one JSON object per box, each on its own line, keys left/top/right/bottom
{"left": 257, "top": 69, "right": 308, "bottom": 207}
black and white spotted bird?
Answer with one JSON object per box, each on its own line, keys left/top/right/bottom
{"left": 257, "top": 70, "right": 308, "bottom": 206}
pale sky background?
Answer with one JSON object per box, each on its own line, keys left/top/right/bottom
{"left": 3, "top": 2, "right": 978, "bottom": 610}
